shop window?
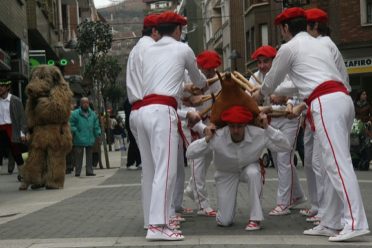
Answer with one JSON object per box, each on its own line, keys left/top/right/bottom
{"left": 360, "top": 0, "right": 372, "bottom": 25}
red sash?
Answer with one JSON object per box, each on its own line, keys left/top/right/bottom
{"left": 131, "top": 94, "right": 177, "bottom": 111}
{"left": 304, "top": 81, "right": 349, "bottom": 131}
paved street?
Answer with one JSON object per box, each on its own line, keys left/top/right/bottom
{"left": 0, "top": 151, "right": 371, "bottom": 247}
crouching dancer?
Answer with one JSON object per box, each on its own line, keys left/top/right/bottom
{"left": 186, "top": 106, "right": 291, "bottom": 230}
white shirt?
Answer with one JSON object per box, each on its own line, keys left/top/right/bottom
{"left": 0, "top": 93, "right": 12, "bottom": 125}
{"left": 126, "top": 36, "right": 155, "bottom": 103}
{"left": 142, "top": 36, "right": 206, "bottom": 101}
{"left": 249, "top": 70, "right": 264, "bottom": 86}
{"left": 186, "top": 125, "right": 291, "bottom": 173}
{"left": 261, "top": 32, "right": 343, "bottom": 98}
{"left": 318, "top": 35, "right": 351, "bottom": 92}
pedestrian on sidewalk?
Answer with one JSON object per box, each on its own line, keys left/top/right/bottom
{"left": 0, "top": 80, "right": 27, "bottom": 181}
{"left": 124, "top": 98, "right": 141, "bottom": 170}
{"left": 69, "top": 97, "right": 101, "bottom": 177}
{"left": 186, "top": 106, "right": 291, "bottom": 231}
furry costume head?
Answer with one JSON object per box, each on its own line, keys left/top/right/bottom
{"left": 27, "top": 65, "right": 68, "bottom": 98}
{"left": 25, "top": 65, "right": 73, "bottom": 127}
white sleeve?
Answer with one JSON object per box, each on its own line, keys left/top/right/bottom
{"left": 192, "top": 121, "right": 207, "bottom": 136}
{"left": 186, "top": 137, "right": 212, "bottom": 159}
{"left": 264, "top": 126, "right": 292, "bottom": 152}
{"left": 262, "top": 45, "right": 293, "bottom": 96}
{"left": 177, "top": 106, "right": 195, "bottom": 120}
{"left": 273, "top": 76, "right": 299, "bottom": 97}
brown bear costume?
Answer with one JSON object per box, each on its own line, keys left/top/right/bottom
{"left": 19, "top": 65, "right": 73, "bottom": 190}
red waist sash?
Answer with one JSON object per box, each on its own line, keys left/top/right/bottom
{"left": 131, "top": 94, "right": 177, "bottom": 111}
{"left": 304, "top": 81, "right": 349, "bottom": 131}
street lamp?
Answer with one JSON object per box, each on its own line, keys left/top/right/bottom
{"left": 229, "top": 49, "right": 241, "bottom": 71}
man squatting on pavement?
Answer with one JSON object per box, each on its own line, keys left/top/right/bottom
{"left": 187, "top": 106, "right": 291, "bottom": 230}
{"left": 129, "top": 11, "right": 207, "bottom": 241}
{"left": 253, "top": 7, "right": 370, "bottom": 241}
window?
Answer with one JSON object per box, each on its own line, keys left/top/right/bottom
{"left": 221, "top": 0, "right": 229, "bottom": 24}
{"left": 245, "top": 30, "right": 250, "bottom": 59}
{"left": 250, "top": 27, "right": 255, "bottom": 54}
{"left": 244, "top": 0, "right": 251, "bottom": 10}
{"left": 260, "top": 24, "right": 268, "bottom": 46}
{"left": 367, "top": 0, "right": 372, "bottom": 23}
{"left": 360, "top": 0, "right": 372, "bottom": 25}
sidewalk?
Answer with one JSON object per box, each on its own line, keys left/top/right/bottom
{"left": 0, "top": 151, "right": 371, "bottom": 247}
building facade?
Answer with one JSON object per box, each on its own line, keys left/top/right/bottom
{"left": 0, "top": 0, "right": 29, "bottom": 98}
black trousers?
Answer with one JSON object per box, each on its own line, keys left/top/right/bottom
{"left": 126, "top": 128, "right": 141, "bottom": 167}
{"left": 0, "top": 130, "right": 24, "bottom": 166}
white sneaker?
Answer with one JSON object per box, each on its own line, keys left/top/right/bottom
{"left": 127, "top": 165, "right": 137, "bottom": 170}
{"left": 299, "top": 208, "right": 317, "bottom": 217}
{"left": 171, "top": 215, "right": 186, "bottom": 222}
{"left": 146, "top": 225, "right": 184, "bottom": 241}
{"left": 245, "top": 220, "right": 261, "bottom": 231}
{"left": 269, "top": 205, "right": 291, "bottom": 216}
{"left": 303, "top": 225, "right": 339, "bottom": 237}
{"left": 329, "top": 229, "right": 370, "bottom": 242}
{"left": 197, "top": 207, "right": 217, "bottom": 217}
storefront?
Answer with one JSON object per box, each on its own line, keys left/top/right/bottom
{"left": 344, "top": 56, "right": 372, "bottom": 100}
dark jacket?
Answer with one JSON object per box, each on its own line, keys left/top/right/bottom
{"left": 9, "top": 95, "right": 27, "bottom": 143}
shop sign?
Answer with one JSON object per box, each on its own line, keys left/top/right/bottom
{"left": 344, "top": 57, "right": 372, "bottom": 74}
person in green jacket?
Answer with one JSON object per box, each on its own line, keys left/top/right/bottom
{"left": 70, "top": 97, "right": 101, "bottom": 177}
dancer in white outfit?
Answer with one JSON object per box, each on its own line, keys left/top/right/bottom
{"left": 254, "top": 7, "right": 369, "bottom": 241}
{"left": 125, "top": 13, "right": 160, "bottom": 230}
{"left": 187, "top": 106, "right": 291, "bottom": 230}
{"left": 301, "top": 8, "right": 352, "bottom": 225}
{"left": 269, "top": 95, "right": 305, "bottom": 215}
{"left": 134, "top": 11, "right": 206, "bottom": 241}
{"left": 250, "top": 46, "right": 305, "bottom": 215}
{"left": 184, "top": 50, "right": 222, "bottom": 217}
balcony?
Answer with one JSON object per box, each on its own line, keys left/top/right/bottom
{"left": 213, "top": 27, "right": 223, "bottom": 44}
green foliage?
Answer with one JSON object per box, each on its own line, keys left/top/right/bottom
{"left": 84, "top": 55, "right": 121, "bottom": 85}
{"left": 76, "top": 20, "right": 113, "bottom": 58}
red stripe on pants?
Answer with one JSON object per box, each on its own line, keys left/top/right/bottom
{"left": 317, "top": 97, "right": 355, "bottom": 230}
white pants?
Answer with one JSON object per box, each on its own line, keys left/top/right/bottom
{"left": 129, "top": 110, "right": 139, "bottom": 143}
{"left": 185, "top": 150, "right": 213, "bottom": 210}
{"left": 312, "top": 92, "right": 368, "bottom": 231}
{"left": 215, "top": 164, "right": 263, "bottom": 226}
{"left": 137, "top": 104, "right": 179, "bottom": 226}
{"left": 270, "top": 117, "right": 305, "bottom": 207}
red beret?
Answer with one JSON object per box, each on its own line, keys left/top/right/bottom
{"left": 275, "top": 7, "right": 306, "bottom": 25}
{"left": 251, "top": 46, "right": 277, "bottom": 60}
{"left": 157, "top": 11, "right": 187, "bottom": 26}
{"left": 221, "top": 106, "right": 254, "bottom": 124}
{"left": 305, "top": 8, "right": 328, "bottom": 23}
{"left": 143, "top": 14, "right": 159, "bottom": 28}
{"left": 196, "top": 50, "right": 221, "bottom": 70}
